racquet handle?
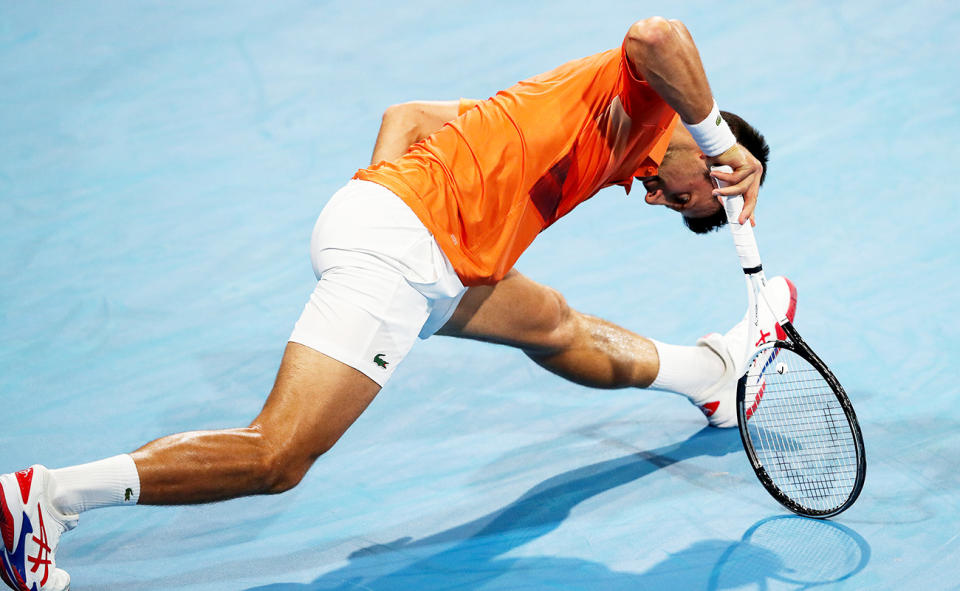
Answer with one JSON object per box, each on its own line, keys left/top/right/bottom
{"left": 713, "top": 165, "right": 763, "bottom": 273}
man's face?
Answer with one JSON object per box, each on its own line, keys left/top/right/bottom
{"left": 639, "top": 147, "right": 721, "bottom": 219}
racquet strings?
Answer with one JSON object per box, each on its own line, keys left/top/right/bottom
{"left": 742, "top": 347, "right": 859, "bottom": 513}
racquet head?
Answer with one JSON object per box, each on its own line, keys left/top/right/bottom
{"left": 737, "top": 339, "right": 866, "bottom": 518}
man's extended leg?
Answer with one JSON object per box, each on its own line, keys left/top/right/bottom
{"left": 1, "top": 177, "right": 462, "bottom": 590}
{"left": 437, "top": 269, "right": 715, "bottom": 391}
{"left": 0, "top": 343, "right": 380, "bottom": 590}
{"left": 437, "top": 270, "right": 796, "bottom": 426}
{"left": 131, "top": 342, "right": 381, "bottom": 504}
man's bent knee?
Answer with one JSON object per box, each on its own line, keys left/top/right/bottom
{"left": 248, "top": 426, "right": 336, "bottom": 495}
{"left": 256, "top": 440, "right": 323, "bottom": 495}
{"left": 527, "top": 286, "right": 579, "bottom": 354}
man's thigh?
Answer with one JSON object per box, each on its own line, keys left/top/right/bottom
{"left": 436, "top": 269, "right": 573, "bottom": 353}
{"left": 253, "top": 342, "right": 382, "bottom": 458}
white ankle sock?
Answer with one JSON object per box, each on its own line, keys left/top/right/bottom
{"left": 49, "top": 454, "right": 141, "bottom": 515}
{"left": 650, "top": 340, "right": 725, "bottom": 402}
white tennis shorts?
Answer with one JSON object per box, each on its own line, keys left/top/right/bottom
{"left": 289, "top": 180, "right": 466, "bottom": 386}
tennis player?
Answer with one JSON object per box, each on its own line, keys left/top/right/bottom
{"left": 0, "top": 18, "right": 795, "bottom": 590}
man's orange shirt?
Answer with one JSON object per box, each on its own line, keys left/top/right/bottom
{"left": 355, "top": 42, "right": 678, "bottom": 286}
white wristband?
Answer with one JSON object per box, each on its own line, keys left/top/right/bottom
{"left": 682, "top": 100, "right": 736, "bottom": 157}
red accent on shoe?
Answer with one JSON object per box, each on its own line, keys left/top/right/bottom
{"left": 775, "top": 277, "right": 798, "bottom": 341}
{"left": 14, "top": 469, "right": 32, "bottom": 506}
{"left": 27, "top": 503, "right": 50, "bottom": 587}
{"left": 0, "top": 486, "right": 13, "bottom": 552}
{"left": 700, "top": 400, "right": 720, "bottom": 417}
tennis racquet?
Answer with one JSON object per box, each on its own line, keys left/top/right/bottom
{"left": 713, "top": 165, "right": 866, "bottom": 518}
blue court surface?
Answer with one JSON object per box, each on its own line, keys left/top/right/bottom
{"left": 2, "top": 1, "right": 959, "bottom": 589}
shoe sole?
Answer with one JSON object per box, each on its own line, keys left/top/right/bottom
{"left": 0, "top": 475, "right": 28, "bottom": 591}
{"left": 0, "top": 478, "right": 14, "bottom": 554}
{"left": 0, "top": 483, "right": 15, "bottom": 591}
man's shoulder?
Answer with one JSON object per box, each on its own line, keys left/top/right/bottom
{"left": 520, "top": 47, "right": 621, "bottom": 86}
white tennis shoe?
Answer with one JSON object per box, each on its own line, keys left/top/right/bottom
{"left": 0, "top": 465, "right": 76, "bottom": 591}
{"left": 693, "top": 276, "right": 798, "bottom": 428}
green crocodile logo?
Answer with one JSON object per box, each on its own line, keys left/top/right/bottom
{"left": 373, "top": 353, "right": 389, "bottom": 369}
{"left": 715, "top": 114, "right": 722, "bottom": 126}
{"left": 124, "top": 488, "right": 133, "bottom": 502}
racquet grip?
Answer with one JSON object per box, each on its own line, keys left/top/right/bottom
{"left": 713, "top": 165, "right": 763, "bottom": 272}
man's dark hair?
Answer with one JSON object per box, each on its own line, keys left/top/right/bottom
{"left": 683, "top": 111, "right": 770, "bottom": 234}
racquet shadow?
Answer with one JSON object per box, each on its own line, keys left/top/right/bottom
{"left": 243, "top": 426, "right": 834, "bottom": 591}
{"left": 706, "top": 515, "right": 871, "bottom": 589}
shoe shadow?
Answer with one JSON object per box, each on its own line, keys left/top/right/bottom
{"left": 243, "top": 426, "right": 760, "bottom": 590}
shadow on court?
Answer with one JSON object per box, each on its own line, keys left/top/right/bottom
{"left": 244, "top": 428, "right": 870, "bottom": 590}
